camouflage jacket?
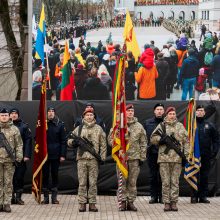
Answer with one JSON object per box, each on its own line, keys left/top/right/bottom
{"left": 150, "top": 117, "right": 189, "bottom": 163}
{"left": 108, "top": 117, "right": 147, "bottom": 161}
{"left": 0, "top": 121, "right": 23, "bottom": 163}
{"left": 68, "top": 119, "right": 107, "bottom": 161}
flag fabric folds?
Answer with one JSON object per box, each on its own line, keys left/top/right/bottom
{"left": 35, "top": 4, "right": 46, "bottom": 64}
{"left": 32, "top": 79, "right": 48, "bottom": 203}
{"left": 112, "top": 55, "right": 129, "bottom": 178}
{"left": 60, "top": 41, "right": 75, "bottom": 100}
{"left": 184, "top": 99, "right": 201, "bottom": 191}
{"left": 123, "top": 10, "right": 140, "bottom": 62}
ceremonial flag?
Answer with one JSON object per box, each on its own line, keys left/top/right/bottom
{"left": 123, "top": 10, "right": 140, "bottom": 62}
{"left": 32, "top": 79, "right": 48, "bottom": 203}
{"left": 184, "top": 99, "right": 201, "bottom": 191}
{"left": 60, "top": 41, "right": 75, "bottom": 100}
{"left": 32, "top": 14, "right": 37, "bottom": 41}
{"left": 35, "top": 4, "right": 46, "bottom": 65}
{"left": 112, "top": 55, "right": 129, "bottom": 178}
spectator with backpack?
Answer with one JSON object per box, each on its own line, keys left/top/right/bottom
{"left": 180, "top": 48, "right": 200, "bottom": 100}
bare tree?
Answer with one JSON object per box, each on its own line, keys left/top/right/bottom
{"left": 0, "top": 0, "right": 27, "bottom": 100}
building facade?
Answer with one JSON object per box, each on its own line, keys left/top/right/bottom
{"left": 115, "top": 0, "right": 220, "bottom": 30}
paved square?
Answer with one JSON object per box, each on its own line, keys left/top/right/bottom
{"left": 1, "top": 195, "right": 220, "bottom": 219}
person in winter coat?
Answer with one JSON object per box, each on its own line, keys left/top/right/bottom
{"left": 125, "top": 51, "right": 136, "bottom": 100}
{"left": 135, "top": 61, "right": 158, "bottom": 99}
{"left": 9, "top": 109, "right": 32, "bottom": 205}
{"left": 180, "top": 48, "right": 200, "bottom": 100}
{"left": 211, "top": 48, "right": 220, "bottom": 88}
{"left": 82, "top": 67, "right": 110, "bottom": 100}
{"left": 203, "top": 32, "right": 213, "bottom": 52}
{"left": 139, "top": 44, "right": 154, "bottom": 69}
{"left": 155, "top": 53, "right": 169, "bottom": 100}
{"left": 41, "top": 107, "right": 67, "bottom": 205}
{"left": 97, "top": 61, "right": 112, "bottom": 92}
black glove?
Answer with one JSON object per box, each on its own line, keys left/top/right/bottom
{"left": 182, "top": 158, "right": 187, "bottom": 167}
{"left": 71, "top": 139, "right": 79, "bottom": 148}
{"left": 159, "top": 134, "right": 167, "bottom": 145}
{"left": 139, "top": 160, "right": 144, "bottom": 166}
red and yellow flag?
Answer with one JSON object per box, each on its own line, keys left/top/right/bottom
{"left": 112, "top": 55, "right": 129, "bottom": 178}
{"left": 123, "top": 10, "right": 140, "bottom": 62}
{"left": 32, "top": 79, "right": 48, "bottom": 203}
{"left": 60, "top": 41, "right": 75, "bottom": 100}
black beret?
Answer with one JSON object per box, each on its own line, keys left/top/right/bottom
{"left": 47, "top": 106, "right": 55, "bottom": 112}
{"left": 196, "top": 105, "right": 205, "bottom": 110}
{"left": 0, "top": 108, "right": 9, "bottom": 114}
{"left": 9, "top": 108, "right": 20, "bottom": 116}
{"left": 86, "top": 103, "right": 95, "bottom": 109}
{"left": 154, "top": 103, "right": 164, "bottom": 110}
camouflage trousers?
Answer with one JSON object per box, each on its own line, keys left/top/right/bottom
{"left": 117, "top": 159, "right": 140, "bottom": 202}
{"left": 77, "top": 159, "right": 98, "bottom": 204}
{"left": 0, "top": 162, "right": 15, "bottom": 205}
{"left": 159, "top": 162, "right": 182, "bottom": 203}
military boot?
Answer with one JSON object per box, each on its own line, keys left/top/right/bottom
{"left": 119, "top": 201, "right": 127, "bottom": 211}
{"left": 11, "top": 193, "right": 17, "bottom": 204}
{"left": 171, "top": 202, "right": 178, "bottom": 211}
{"left": 16, "top": 192, "right": 24, "bottom": 205}
{"left": 149, "top": 197, "right": 158, "bottom": 204}
{"left": 127, "top": 202, "right": 137, "bottom": 211}
{"left": 0, "top": 205, "right": 3, "bottom": 212}
{"left": 89, "top": 203, "right": 98, "bottom": 212}
{"left": 79, "top": 204, "right": 86, "bottom": 212}
{"left": 4, "top": 204, "right": 11, "bottom": 213}
{"left": 199, "top": 197, "right": 210, "bottom": 203}
{"left": 191, "top": 197, "right": 198, "bottom": 204}
{"left": 41, "top": 190, "right": 49, "bottom": 204}
{"left": 164, "top": 203, "right": 171, "bottom": 212}
{"left": 51, "top": 188, "right": 59, "bottom": 204}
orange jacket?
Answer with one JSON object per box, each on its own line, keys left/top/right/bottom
{"left": 176, "top": 50, "right": 187, "bottom": 68}
{"left": 135, "top": 65, "right": 158, "bottom": 99}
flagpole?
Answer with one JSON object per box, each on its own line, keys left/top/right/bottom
{"left": 44, "top": 36, "right": 51, "bottom": 90}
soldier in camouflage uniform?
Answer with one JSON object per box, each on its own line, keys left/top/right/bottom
{"left": 151, "top": 106, "right": 189, "bottom": 212}
{"left": 67, "top": 108, "right": 106, "bottom": 212}
{"left": 108, "top": 104, "right": 147, "bottom": 211}
{"left": 0, "top": 108, "right": 23, "bottom": 212}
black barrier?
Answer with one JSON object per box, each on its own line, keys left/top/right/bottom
{"left": 0, "top": 100, "right": 219, "bottom": 196}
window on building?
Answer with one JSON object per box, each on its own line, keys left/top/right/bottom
{"left": 207, "top": 11, "right": 209, "bottom": 20}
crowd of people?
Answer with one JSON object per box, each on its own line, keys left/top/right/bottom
{"left": 0, "top": 101, "right": 219, "bottom": 212}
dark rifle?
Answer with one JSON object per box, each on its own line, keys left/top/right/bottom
{"left": 154, "top": 128, "right": 186, "bottom": 161}
{"left": 69, "top": 133, "right": 104, "bottom": 164}
{"left": 0, "top": 131, "right": 19, "bottom": 167}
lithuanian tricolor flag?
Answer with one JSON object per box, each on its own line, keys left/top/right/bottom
{"left": 60, "top": 41, "right": 75, "bottom": 100}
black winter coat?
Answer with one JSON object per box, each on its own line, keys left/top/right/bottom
{"left": 196, "top": 117, "right": 220, "bottom": 159}
{"left": 47, "top": 116, "right": 67, "bottom": 159}
{"left": 144, "top": 117, "right": 163, "bottom": 154}
{"left": 82, "top": 77, "right": 110, "bottom": 100}
{"left": 13, "top": 119, "right": 32, "bottom": 158}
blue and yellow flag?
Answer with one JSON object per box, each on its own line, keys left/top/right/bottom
{"left": 184, "top": 99, "right": 201, "bottom": 190}
{"left": 35, "top": 4, "right": 46, "bottom": 65}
